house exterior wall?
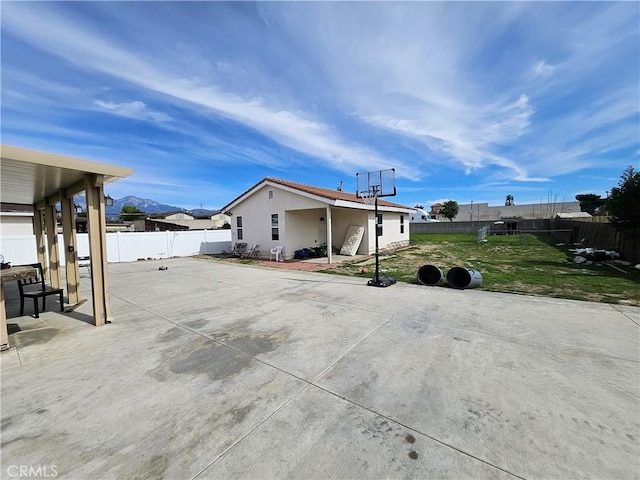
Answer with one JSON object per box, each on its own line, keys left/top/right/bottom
{"left": 226, "top": 183, "right": 411, "bottom": 258}
{"left": 228, "top": 185, "right": 327, "bottom": 259}
{"left": 363, "top": 210, "right": 409, "bottom": 254}
{"left": 0, "top": 213, "right": 34, "bottom": 235}
{"left": 330, "top": 207, "right": 369, "bottom": 254}
{"left": 165, "top": 212, "right": 194, "bottom": 220}
{"left": 330, "top": 207, "right": 408, "bottom": 255}
{"left": 211, "top": 213, "right": 231, "bottom": 228}
{"left": 286, "top": 208, "right": 326, "bottom": 254}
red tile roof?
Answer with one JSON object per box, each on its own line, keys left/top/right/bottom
{"left": 222, "top": 177, "right": 411, "bottom": 211}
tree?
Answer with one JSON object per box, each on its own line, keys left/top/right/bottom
{"left": 575, "top": 193, "right": 606, "bottom": 215}
{"left": 607, "top": 165, "right": 640, "bottom": 238}
{"left": 119, "top": 205, "right": 146, "bottom": 221}
{"left": 441, "top": 200, "right": 459, "bottom": 222}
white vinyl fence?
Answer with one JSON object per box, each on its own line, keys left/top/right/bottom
{"left": 0, "top": 230, "right": 232, "bottom": 266}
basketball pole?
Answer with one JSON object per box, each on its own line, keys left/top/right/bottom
{"left": 368, "top": 189, "right": 395, "bottom": 288}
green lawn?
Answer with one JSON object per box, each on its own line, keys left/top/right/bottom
{"left": 321, "top": 233, "right": 640, "bottom": 306}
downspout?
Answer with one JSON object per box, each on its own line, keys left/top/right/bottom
{"left": 326, "top": 205, "right": 332, "bottom": 264}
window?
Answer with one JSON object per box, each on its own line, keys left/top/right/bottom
{"left": 268, "top": 190, "right": 273, "bottom": 199}
{"left": 271, "top": 213, "right": 279, "bottom": 241}
{"left": 400, "top": 215, "right": 405, "bottom": 234}
{"left": 236, "top": 216, "right": 243, "bottom": 240}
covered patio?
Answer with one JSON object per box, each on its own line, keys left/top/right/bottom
{"left": 0, "top": 144, "right": 133, "bottom": 350}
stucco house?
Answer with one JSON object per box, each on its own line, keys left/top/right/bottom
{"left": 221, "top": 177, "right": 413, "bottom": 263}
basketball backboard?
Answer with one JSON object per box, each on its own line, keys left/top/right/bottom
{"left": 355, "top": 168, "right": 396, "bottom": 198}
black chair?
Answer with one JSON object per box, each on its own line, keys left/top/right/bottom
{"left": 17, "top": 263, "right": 64, "bottom": 318}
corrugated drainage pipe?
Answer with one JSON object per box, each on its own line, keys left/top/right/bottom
{"left": 446, "top": 267, "right": 483, "bottom": 289}
{"left": 417, "top": 265, "right": 445, "bottom": 286}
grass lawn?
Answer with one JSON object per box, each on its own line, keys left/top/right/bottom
{"left": 321, "top": 233, "right": 640, "bottom": 306}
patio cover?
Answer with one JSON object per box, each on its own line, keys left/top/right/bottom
{"left": 0, "top": 144, "right": 133, "bottom": 348}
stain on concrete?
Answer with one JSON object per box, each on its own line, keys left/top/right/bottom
{"left": 453, "top": 336, "right": 470, "bottom": 343}
{"left": 1, "top": 434, "right": 42, "bottom": 448}
{"left": 14, "top": 328, "right": 58, "bottom": 347}
{"left": 1, "top": 432, "right": 68, "bottom": 457}
{"left": 405, "top": 434, "right": 415, "bottom": 444}
{"left": 129, "top": 454, "right": 169, "bottom": 480}
{"left": 230, "top": 405, "right": 252, "bottom": 424}
{"left": 1, "top": 416, "right": 15, "bottom": 430}
{"left": 169, "top": 341, "right": 251, "bottom": 381}
{"left": 408, "top": 450, "right": 419, "bottom": 460}
{"left": 147, "top": 327, "right": 289, "bottom": 383}
{"left": 182, "top": 318, "right": 209, "bottom": 330}
{"left": 283, "top": 289, "right": 321, "bottom": 302}
{"left": 155, "top": 326, "right": 190, "bottom": 343}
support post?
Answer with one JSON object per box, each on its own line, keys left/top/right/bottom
{"left": 325, "top": 206, "right": 333, "bottom": 264}
{"left": 33, "top": 207, "right": 46, "bottom": 268}
{"left": 85, "top": 175, "right": 111, "bottom": 325}
{"left": 44, "top": 202, "right": 61, "bottom": 288}
{"left": 61, "top": 194, "right": 81, "bottom": 304}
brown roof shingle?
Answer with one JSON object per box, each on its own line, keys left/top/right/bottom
{"left": 222, "top": 177, "right": 410, "bottom": 211}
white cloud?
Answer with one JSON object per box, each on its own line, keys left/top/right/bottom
{"left": 94, "top": 100, "right": 171, "bottom": 122}
{"left": 1, "top": 2, "right": 417, "bottom": 179}
{"left": 357, "top": 94, "right": 540, "bottom": 180}
{"left": 532, "top": 60, "right": 556, "bottom": 78}
{"left": 2, "top": 1, "right": 637, "bottom": 194}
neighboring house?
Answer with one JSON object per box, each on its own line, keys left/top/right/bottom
{"left": 210, "top": 212, "right": 231, "bottom": 229}
{"left": 0, "top": 204, "right": 34, "bottom": 235}
{"left": 221, "top": 177, "right": 413, "bottom": 262}
{"left": 429, "top": 203, "right": 444, "bottom": 220}
{"left": 135, "top": 211, "right": 231, "bottom": 231}
{"left": 163, "top": 211, "right": 195, "bottom": 221}
{"left": 132, "top": 218, "right": 190, "bottom": 232}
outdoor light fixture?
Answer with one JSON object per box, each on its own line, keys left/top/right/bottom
{"left": 74, "top": 204, "right": 83, "bottom": 215}
{"left": 105, "top": 194, "right": 114, "bottom": 206}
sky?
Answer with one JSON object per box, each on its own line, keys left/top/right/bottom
{"left": 1, "top": 1, "right": 639, "bottom": 211}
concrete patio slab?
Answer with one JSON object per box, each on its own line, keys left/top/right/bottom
{"left": 316, "top": 318, "right": 638, "bottom": 479}
{"left": 201, "top": 385, "right": 515, "bottom": 480}
{"left": 1, "top": 257, "right": 638, "bottom": 479}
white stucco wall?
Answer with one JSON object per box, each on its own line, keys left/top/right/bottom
{"left": 228, "top": 185, "right": 328, "bottom": 260}
{"left": 0, "top": 213, "right": 34, "bottom": 235}
{"left": 286, "top": 208, "right": 327, "bottom": 255}
{"left": 165, "top": 212, "right": 194, "bottom": 220}
{"left": 363, "top": 210, "right": 409, "bottom": 255}
{"left": 331, "top": 207, "right": 369, "bottom": 254}
{"left": 226, "top": 184, "right": 411, "bottom": 258}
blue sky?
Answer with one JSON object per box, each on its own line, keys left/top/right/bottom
{"left": 2, "top": 1, "right": 638, "bottom": 211}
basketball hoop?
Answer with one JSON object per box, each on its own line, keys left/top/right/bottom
{"left": 354, "top": 168, "right": 397, "bottom": 288}
{"left": 360, "top": 190, "right": 378, "bottom": 207}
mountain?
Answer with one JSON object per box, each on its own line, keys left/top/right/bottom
{"left": 74, "top": 195, "right": 217, "bottom": 218}
{"left": 108, "top": 195, "right": 181, "bottom": 216}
